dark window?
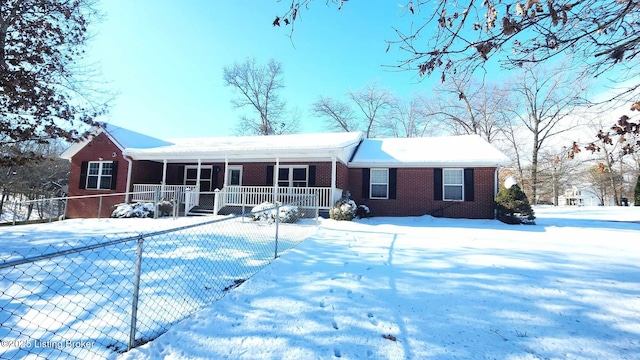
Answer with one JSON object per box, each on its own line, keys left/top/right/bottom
{"left": 275, "top": 166, "right": 308, "bottom": 187}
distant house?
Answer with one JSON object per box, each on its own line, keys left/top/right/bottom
{"left": 60, "top": 124, "right": 511, "bottom": 219}
{"left": 558, "top": 186, "right": 603, "bottom": 206}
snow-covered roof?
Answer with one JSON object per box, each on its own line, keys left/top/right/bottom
{"left": 60, "top": 123, "right": 173, "bottom": 160}
{"left": 123, "top": 132, "right": 365, "bottom": 163}
{"left": 62, "top": 124, "right": 510, "bottom": 167}
{"left": 349, "top": 135, "right": 511, "bottom": 167}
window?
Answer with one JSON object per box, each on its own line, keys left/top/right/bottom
{"left": 443, "top": 169, "right": 463, "bottom": 201}
{"left": 86, "top": 161, "right": 113, "bottom": 190}
{"left": 277, "top": 166, "right": 308, "bottom": 187}
{"left": 370, "top": 168, "right": 389, "bottom": 199}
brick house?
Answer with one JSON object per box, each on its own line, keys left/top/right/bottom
{"left": 61, "top": 123, "right": 510, "bottom": 219}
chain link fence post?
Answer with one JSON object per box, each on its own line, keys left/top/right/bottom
{"left": 315, "top": 194, "right": 319, "bottom": 226}
{"left": 98, "top": 195, "right": 103, "bottom": 219}
{"left": 274, "top": 203, "right": 280, "bottom": 259}
{"left": 213, "top": 188, "right": 220, "bottom": 216}
{"left": 129, "top": 236, "right": 145, "bottom": 350}
{"left": 48, "top": 196, "right": 53, "bottom": 223}
{"left": 153, "top": 188, "right": 160, "bottom": 219}
{"left": 12, "top": 200, "right": 18, "bottom": 225}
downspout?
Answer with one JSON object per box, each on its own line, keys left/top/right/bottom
{"left": 331, "top": 154, "right": 337, "bottom": 205}
{"left": 125, "top": 155, "right": 134, "bottom": 203}
{"left": 494, "top": 165, "right": 500, "bottom": 219}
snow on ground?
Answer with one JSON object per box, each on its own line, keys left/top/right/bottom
{"left": 1, "top": 206, "right": 639, "bottom": 359}
{"left": 115, "top": 206, "right": 640, "bottom": 360}
{"left": 0, "top": 216, "right": 219, "bottom": 263}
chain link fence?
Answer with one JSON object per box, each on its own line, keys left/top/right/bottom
{"left": 0, "top": 194, "right": 318, "bottom": 359}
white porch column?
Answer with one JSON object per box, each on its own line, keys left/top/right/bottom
{"left": 161, "top": 159, "right": 167, "bottom": 195}
{"left": 223, "top": 155, "right": 229, "bottom": 187}
{"left": 196, "top": 159, "right": 202, "bottom": 192}
{"left": 331, "top": 155, "right": 337, "bottom": 205}
{"left": 274, "top": 157, "right": 279, "bottom": 202}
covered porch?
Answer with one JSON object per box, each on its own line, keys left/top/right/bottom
{"left": 131, "top": 183, "right": 343, "bottom": 215}
{"left": 122, "top": 132, "right": 362, "bottom": 216}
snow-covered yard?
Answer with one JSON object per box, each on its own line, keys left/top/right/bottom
{"left": 120, "top": 206, "right": 640, "bottom": 360}
{"left": 1, "top": 206, "right": 639, "bottom": 359}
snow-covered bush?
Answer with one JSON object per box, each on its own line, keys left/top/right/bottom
{"left": 111, "top": 202, "right": 155, "bottom": 218}
{"left": 495, "top": 184, "right": 535, "bottom": 225}
{"left": 249, "top": 201, "right": 299, "bottom": 223}
{"left": 330, "top": 199, "right": 357, "bottom": 221}
{"left": 111, "top": 200, "right": 173, "bottom": 218}
{"left": 156, "top": 200, "right": 174, "bottom": 217}
{"left": 356, "top": 204, "right": 370, "bottom": 219}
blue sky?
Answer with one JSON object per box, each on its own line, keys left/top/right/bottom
{"left": 88, "top": 1, "right": 620, "bottom": 141}
{"left": 86, "top": 1, "right": 475, "bottom": 139}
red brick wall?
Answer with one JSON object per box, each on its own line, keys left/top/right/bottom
{"left": 66, "top": 133, "right": 129, "bottom": 218}
{"left": 133, "top": 161, "right": 344, "bottom": 190}
{"left": 347, "top": 167, "right": 497, "bottom": 219}
{"left": 131, "top": 161, "right": 163, "bottom": 185}
{"left": 66, "top": 141, "right": 497, "bottom": 220}
{"left": 225, "top": 161, "right": 345, "bottom": 187}
{"left": 336, "top": 163, "right": 349, "bottom": 190}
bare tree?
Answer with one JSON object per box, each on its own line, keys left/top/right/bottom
{"left": 274, "top": 1, "right": 640, "bottom": 161}
{"left": 0, "top": 0, "right": 106, "bottom": 166}
{"left": 583, "top": 164, "right": 620, "bottom": 206}
{"left": 509, "top": 63, "right": 588, "bottom": 202}
{"left": 536, "top": 147, "right": 581, "bottom": 205}
{"left": 382, "top": 94, "right": 434, "bottom": 138}
{"left": 311, "top": 96, "right": 358, "bottom": 132}
{"left": 577, "top": 116, "right": 638, "bottom": 205}
{"left": 348, "top": 81, "right": 393, "bottom": 137}
{"left": 1, "top": 141, "right": 69, "bottom": 218}
{"left": 427, "top": 76, "right": 511, "bottom": 143}
{"left": 223, "top": 58, "right": 296, "bottom": 135}
{"left": 313, "top": 81, "right": 394, "bottom": 137}
{"left": 500, "top": 118, "right": 529, "bottom": 191}
{"left": 273, "top": 1, "right": 640, "bottom": 100}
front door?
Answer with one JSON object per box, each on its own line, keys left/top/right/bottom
{"left": 226, "top": 166, "right": 243, "bottom": 204}
{"left": 184, "top": 165, "right": 212, "bottom": 192}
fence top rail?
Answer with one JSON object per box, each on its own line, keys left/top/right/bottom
{"left": 16, "top": 190, "right": 176, "bottom": 205}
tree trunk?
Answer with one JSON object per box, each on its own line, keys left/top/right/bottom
{"left": 530, "top": 133, "right": 540, "bottom": 204}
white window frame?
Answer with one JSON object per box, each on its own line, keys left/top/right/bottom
{"left": 86, "top": 161, "right": 113, "bottom": 190}
{"left": 370, "top": 168, "right": 389, "bottom": 199}
{"left": 226, "top": 165, "right": 243, "bottom": 186}
{"left": 443, "top": 168, "right": 464, "bottom": 201}
{"left": 276, "top": 165, "right": 308, "bottom": 188}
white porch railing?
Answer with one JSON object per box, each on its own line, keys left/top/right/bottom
{"left": 133, "top": 184, "right": 343, "bottom": 215}
{"left": 131, "top": 184, "right": 191, "bottom": 204}
{"left": 218, "top": 186, "right": 339, "bottom": 210}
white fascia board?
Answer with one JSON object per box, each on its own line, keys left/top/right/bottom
{"left": 124, "top": 148, "right": 349, "bottom": 163}
{"left": 60, "top": 126, "right": 118, "bottom": 160}
{"left": 347, "top": 161, "right": 506, "bottom": 168}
